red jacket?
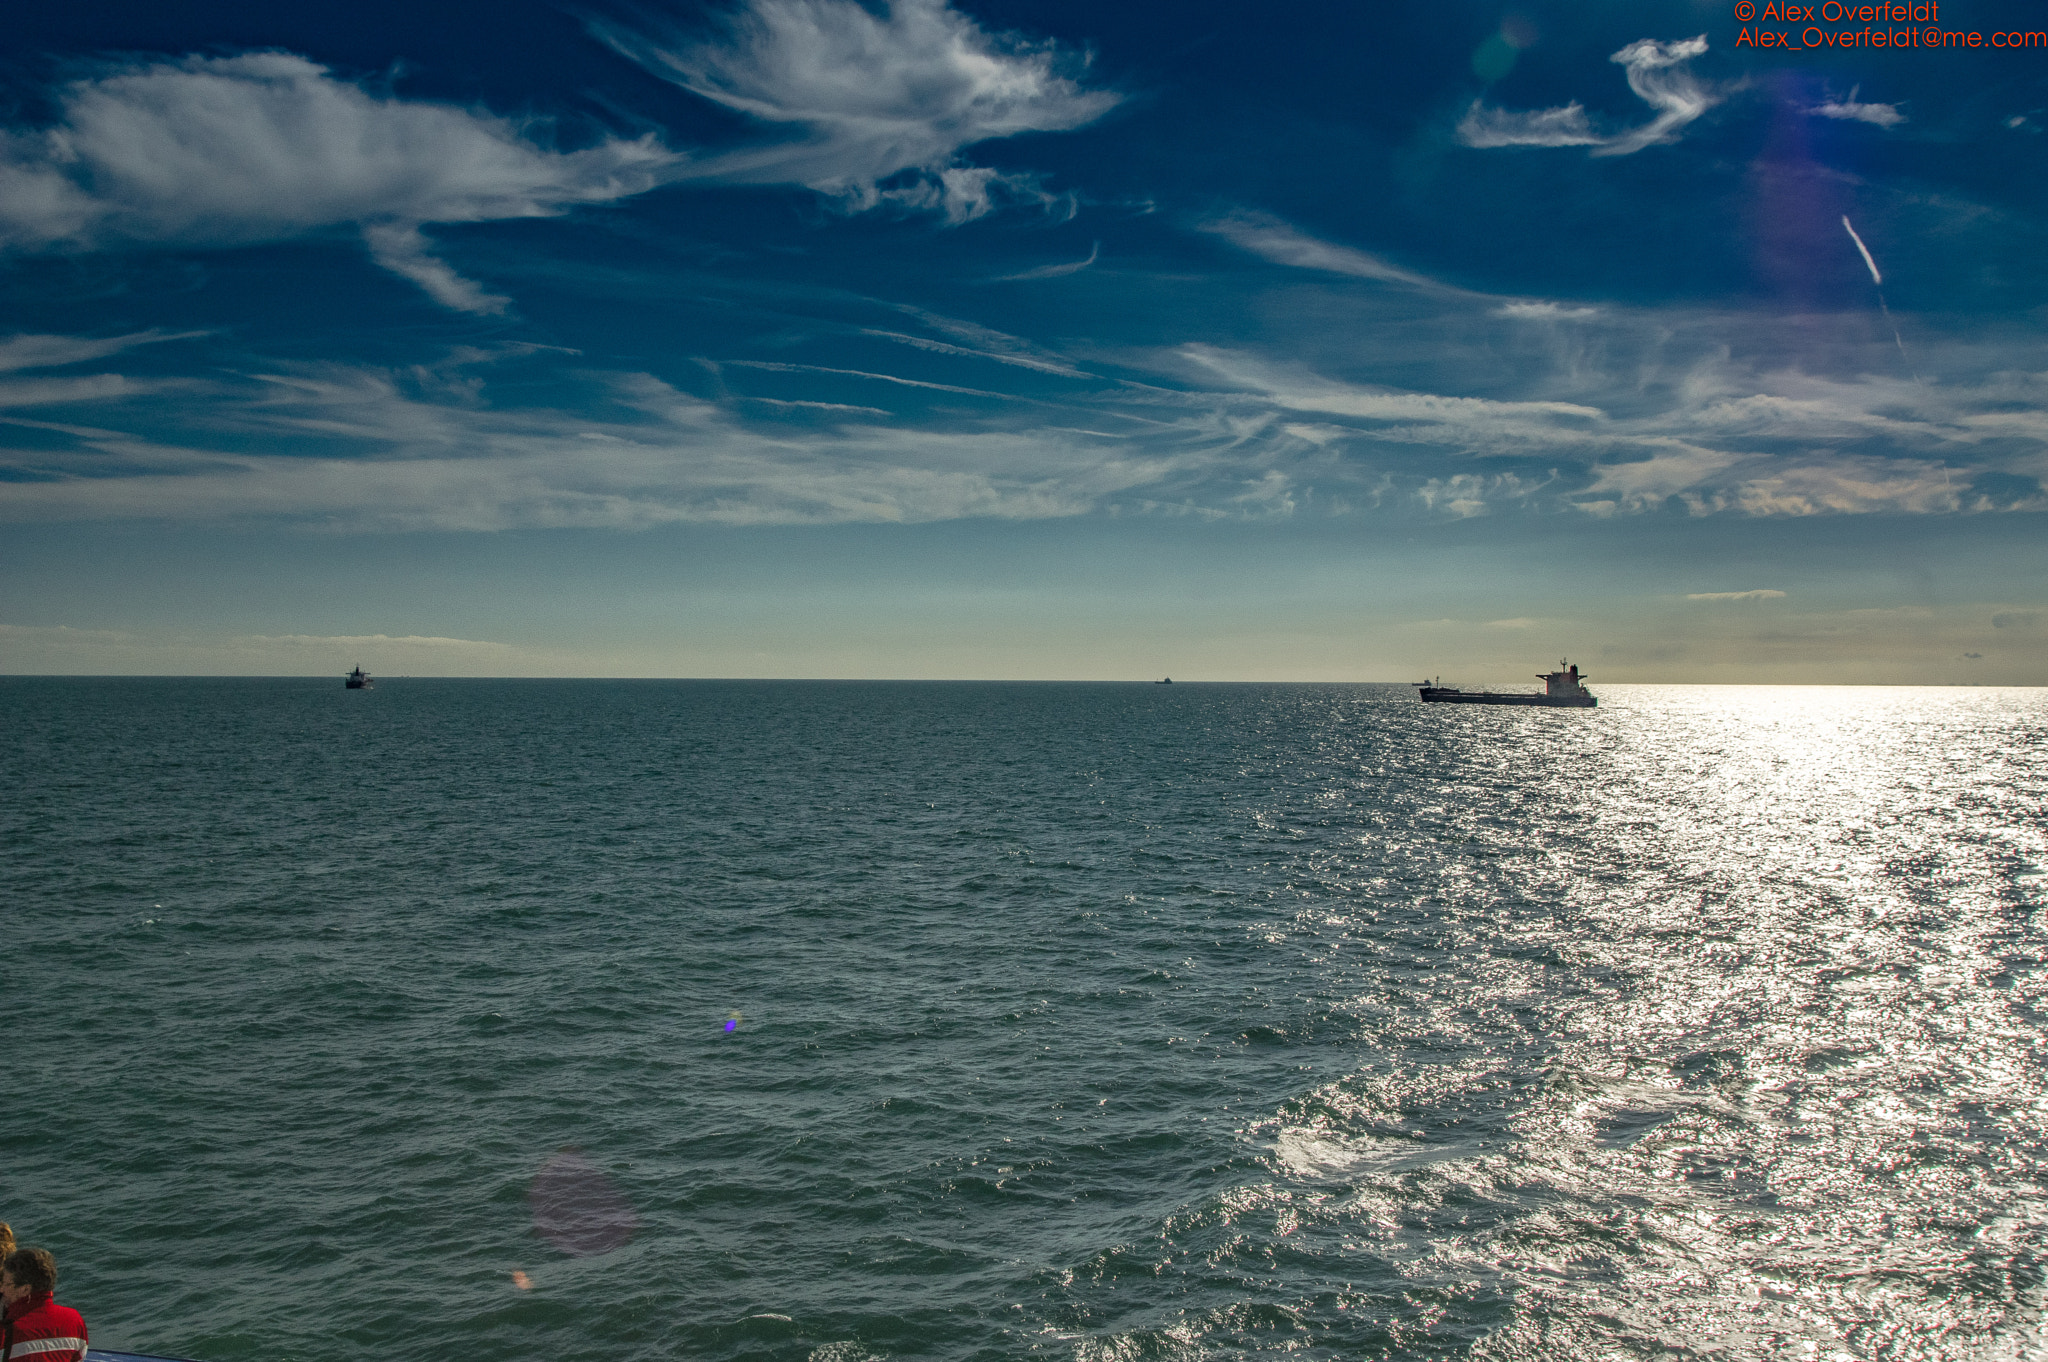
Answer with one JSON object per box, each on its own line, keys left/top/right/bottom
{"left": 1, "top": 1293, "right": 88, "bottom": 1362}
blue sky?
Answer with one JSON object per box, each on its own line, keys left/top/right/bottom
{"left": 3, "top": 0, "right": 2045, "bottom": 680}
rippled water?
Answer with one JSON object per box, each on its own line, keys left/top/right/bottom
{"left": 7, "top": 679, "right": 2046, "bottom": 1362}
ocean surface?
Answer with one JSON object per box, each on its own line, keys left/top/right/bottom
{"left": 6, "top": 678, "right": 2048, "bottom": 1362}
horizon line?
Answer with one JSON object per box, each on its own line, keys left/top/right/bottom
{"left": 1, "top": 674, "right": 2041, "bottom": 687}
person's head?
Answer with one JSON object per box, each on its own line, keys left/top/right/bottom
{"left": 0, "top": 1248, "right": 55, "bottom": 1309}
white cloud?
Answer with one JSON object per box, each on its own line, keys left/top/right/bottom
{"left": 741, "top": 397, "right": 891, "bottom": 416}
{"left": 861, "top": 328, "right": 1088, "bottom": 377}
{"left": 1228, "top": 469, "right": 1297, "bottom": 516}
{"left": 1714, "top": 456, "right": 1961, "bottom": 516}
{"left": 1173, "top": 345, "right": 1604, "bottom": 446}
{"left": 0, "top": 365, "right": 1195, "bottom": 530}
{"left": 1684, "top": 389, "right": 1954, "bottom": 444}
{"left": 870, "top": 164, "right": 1069, "bottom": 225}
{"left": 1459, "top": 36, "right": 1719, "bottom": 157}
{"left": 1495, "top": 302, "right": 1601, "bottom": 321}
{"left": 233, "top": 632, "right": 509, "bottom": 653}
{"left": 873, "top": 305, "right": 1097, "bottom": 376}
{"left": 0, "top": 374, "right": 188, "bottom": 408}
{"left": 0, "top": 623, "right": 136, "bottom": 648}
{"left": 1279, "top": 422, "right": 1351, "bottom": 445}
{"left": 1201, "top": 214, "right": 1455, "bottom": 292}
{"left": 721, "top": 358, "right": 1017, "bottom": 400}
{"left": 1578, "top": 444, "right": 1743, "bottom": 510}
{"left": 602, "top": 0, "right": 1117, "bottom": 223}
{"left": 0, "top": 53, "right": 680, "bottom": 310}
{"left": 1414, "top": 471, "right": 1548, "bottom": 518}
{"left": 1599, "top": 37, "right": 1717, "bottom": 156}
{"left": 363, "top": 222, "right": 511, "bottom": 316}
{"left": 0, "top": 330, "right": 203, "bottom": 373}
{"left": 1457, "top": 101, "right": 1602, "bottom": 150}
{"left": 0, "top": 4, "right": 1114, "bottom": 308}
{"left": 1204, "top": 220, "right": 1618, "bottom": 327}
{"left": 1109, "top": 333, "right": 2041, "bottom": 522}
{"left": 0, "top": 622, "right": 563, "bottom": 676}
{"left": 216, "top": 632, "right": 529, "bottom": 676}
{"left": 7, "top": 296, "right": 2044, "bottom": 533}
{"left": 1812, "top": 88, "right": 1905, "bottom": 128}
{"left": 990, "top": 241, "right": 1098, "bottom": 282}
{"left": 1686, "top": 589, "right": 1786, "bottom": 601}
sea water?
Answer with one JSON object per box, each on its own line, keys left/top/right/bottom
{"left": 5, "top": 678, "right": 2046, "bottom": 1362}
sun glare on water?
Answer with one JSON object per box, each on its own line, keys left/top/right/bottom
{"left": 1255, "top": 686, "right": 2048, "bottom": 1359}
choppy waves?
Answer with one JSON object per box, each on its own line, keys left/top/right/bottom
{"left": 6, "top": 680, "right": 2045, "bottom": 1361}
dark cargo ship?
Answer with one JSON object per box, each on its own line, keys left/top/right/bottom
{"left": 1417, "top": 660, "right": 1595, "bottom": 708}
{"left": 345, "top": 666, "right": 373, "bottom": 690}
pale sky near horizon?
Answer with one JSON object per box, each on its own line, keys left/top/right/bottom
{"left": 3, "top": 0, "right": 2046, "bottom": 682}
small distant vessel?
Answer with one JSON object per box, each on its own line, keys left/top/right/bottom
{"left": 1417, "top": 659, "right": 1596, "bottom": 708}
{"left": 1156, "top": 677, "right": 1173, "bottom": 684}
{"left": 345, "top": 666, "right": 373, "bottom": 690}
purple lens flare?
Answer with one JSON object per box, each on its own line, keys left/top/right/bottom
{"left": 529, "top": 1148, "right": 637, "bottom": 1258}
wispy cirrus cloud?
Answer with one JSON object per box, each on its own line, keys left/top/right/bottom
{"left": 989, "top": 242, "right": 1099, "bottom": 282}
{"left": 1457, "top": 101, "right": 1602, "bottom": 150}
{"left": 1597, "top": 37, "right": 1720, "bottom": 155}
{"left": 235, "top": 631, "right": 510, "bottom": 653}
{"left": 1685, "top": 454, "right": 1965, "bottom": 517}
{"left": 1172, "top": 344, "right": 1603, "bottom": 441}
{"left": 1494, "top": 301, "right": 1601, "bottom": 321}
{"left": 1686, "top": 589, "right": 1787, "bottom": 601}
{"left": 1200, "top": 213, "right": 1456, "bottom": 293}
{"left": 363, "top": 223, "right": 514, "bottom": 315}
{"left": 0, "top": 362, "right": 1190, "bottom": 530}
{"left": 0, "top": 373, "right": 191, "bottom": 409}
{"left": 1146, "top": 337, "right": 2045, "bottom": 521}
{"left": 0, "top": 53, "right": 681, "bottom": 313}
{"left": 0, "top": 330, "right": 204, "bottom": 373}
{"left": 598, "top": 0, "right": 1118, "bottom": 225}
{"left": 720, "top": 359, "right": 1019, "bottom": 400}
{"left": 1459, "top": 36, "right": 1720, "bottom": 157}
{"left": 1203, "top": 215, "right": 1605, "bottom": 323}
{"left": 1414, "top": 472, "right": 1553, "bottom": 519}
{"left": 867, "top": 306, "right": 1092, "bottom": 377}
{"left": 0, "top": 623, "right": 552, "bottom": 677}
{"left": 6, "top": 286, "right": 2044, "bottom": 533}
{"left": 1812, "top": 87, "right": 1905, "bottom": 128}
{"left": 1574, "top": 442, "right": 1744, "bottom": 512}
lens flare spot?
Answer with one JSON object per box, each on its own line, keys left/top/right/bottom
{"left": 1472, "top": 33, "right": 1518, "bottom": 83}
{"left": 529, "top": 1148, "right": 637, "bottom": 1258}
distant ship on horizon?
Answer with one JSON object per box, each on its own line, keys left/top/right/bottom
{"left": 1417, "top": 660, "right": 1595, "bottom": 708}
{"left": 345, "top": 666, "right": 373, "bottom": 690}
